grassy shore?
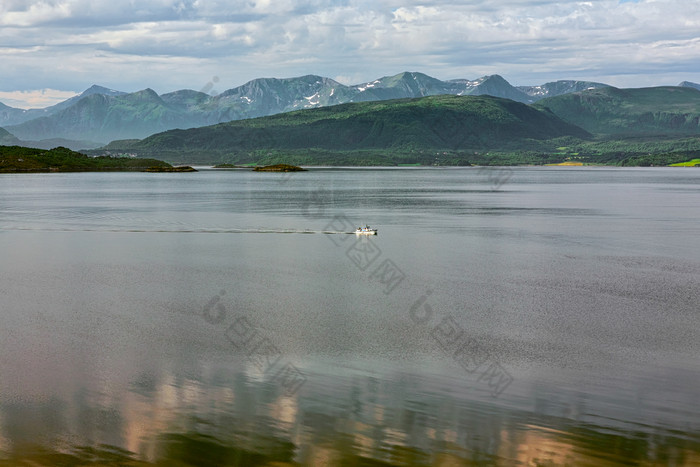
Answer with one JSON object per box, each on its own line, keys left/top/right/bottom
{"left": 1, "top": 145, "right": 177, "bottom": 173}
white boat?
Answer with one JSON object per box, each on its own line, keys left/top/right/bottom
{"left": 355, "top": 225, "right": 377, "bottom": 235}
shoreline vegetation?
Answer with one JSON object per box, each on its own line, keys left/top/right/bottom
{"left": 188, "top": 147, "right": 700, "bottom": 168}
{"left": 0, "top": 146, "right": 193, "bottom": 173}
{"left": 2, "top": 145, "right": 700, "bottom": 173}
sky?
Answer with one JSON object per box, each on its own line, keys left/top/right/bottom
{"left": 1, "top": 0, "right": 699, "bottom": 108}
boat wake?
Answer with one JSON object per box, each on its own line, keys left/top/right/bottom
{"left": 1, "top": 226, "right": 358, "bottom": 235}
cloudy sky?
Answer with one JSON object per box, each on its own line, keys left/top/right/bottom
{"left": 1, "top": 0, "right": 699, "bottom": 108}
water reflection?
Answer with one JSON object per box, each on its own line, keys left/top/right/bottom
{"left": 2, "top": 362, "right": 699, "bottom": 466}
{"left": 3, "top": 168, "right": 700, "bottom": 465}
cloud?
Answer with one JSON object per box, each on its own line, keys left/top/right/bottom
{"left": 0, "top": 1, "right": 72, "bottom": 27}
{"left": 1, "top": 0, "right": 700, "bottom": 108}
{"left": 0, "top": 89, "right": 78, "bottom": 109}
{"left": 392, "top": 6, "right": 441, "bottom": 23}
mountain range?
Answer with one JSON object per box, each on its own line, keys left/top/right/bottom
{"left": 2, "top": 72, "right": 699, "bottom": 156}
{"left": 97, "top": 83, "right": 700, "bottom": 166}
{"left": 1, "top": 72, "right": 615, "bottom": 147}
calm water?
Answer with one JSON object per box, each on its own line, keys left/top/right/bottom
{"left": 1, "top": 167, "right": 699, "bottom": 465}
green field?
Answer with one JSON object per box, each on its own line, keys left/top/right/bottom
{"left": 669, "top": 158, "right": 700, "bottom": 166}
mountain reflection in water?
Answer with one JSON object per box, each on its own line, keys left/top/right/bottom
{"left": 1, "top": 360, "right": 699, "bottom": 466}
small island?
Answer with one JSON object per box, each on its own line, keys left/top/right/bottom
{"left": 253, "top": 164, "right": 307, "bottom": 172}
{"left": 142, "top": 166, "right": 197, "bottom": 172}
{"left": 212, "top": 163, "right": 241, "bottom": 168}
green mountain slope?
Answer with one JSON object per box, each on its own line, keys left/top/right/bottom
{"left": 108, "top": 95, "right": 590, "bottom": 164}
{"left": 535, "top": 86, "right": 700, "bottom": 136}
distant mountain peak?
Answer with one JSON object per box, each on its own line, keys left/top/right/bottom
{"left": 80, "top": 85, "right": 126, "bottom": 97}
{"left": 127, "top": 88, "right": 161, "bottom": 99}
{"left": 518, "top": 80, "right": 610, "bottom": 101}
{"left": 29, "top": 84, "right": 129, "bottom": 116}
{"left": 396, "top": 71, "right": 434, "bottom": 79}
{"left": 480, "top": 74, "right": 508, "bottom": 83}
{"left": 292, "top": 74, "right": 331, "bottom": 82}
{"left": 679, "top": 81, "right": 700, "bottom": 91}
{"left": 119, "top": 88, "right": 165, "bottom": 105}
{"left": 379, "top": 71, "right": 443, "bottom": 84}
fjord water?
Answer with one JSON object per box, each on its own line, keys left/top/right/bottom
{"left": 1, "top": 167, "right": 699, "bottom": 465}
